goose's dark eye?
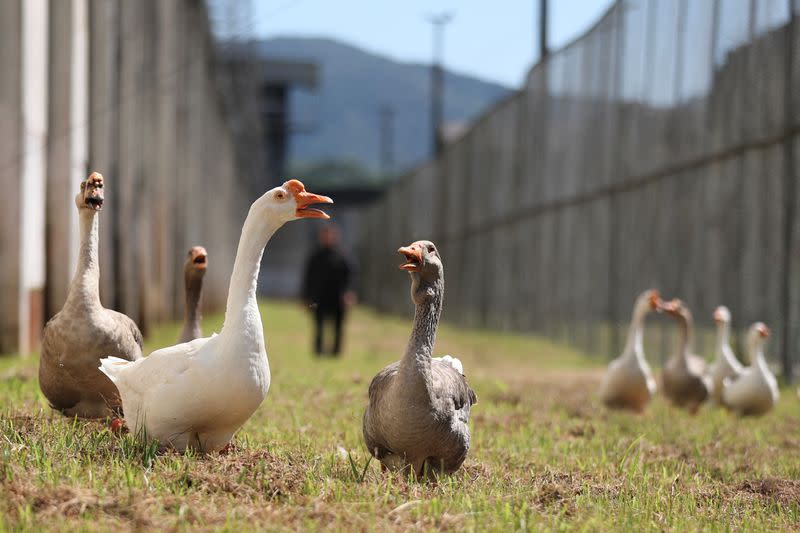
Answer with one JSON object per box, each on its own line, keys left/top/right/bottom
{"left": 275, "top": 191, "right": 286, "bottom": 200}
{"left": 428, "top": 245, "right": 435, "bottom": 253}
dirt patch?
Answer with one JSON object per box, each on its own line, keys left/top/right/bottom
{"left": 526, "top": 469, "right": 621, "bottom": 517}
{"left": 178, "top": 449, "right": 306, "bottom": 500}
{"left": 2, "top": 413, "right": 109, "bottom": 440}
{"left": 1, "top": 484, "right": 155, "bottom": 528}
{"left": 640, "top": 441, "right": 691, "bottom": 463}
{"left": 566, "top": 422, "right": 596, "bottom": 439}
{"left": 738, "top": 478, "right": 800, "bottom": 507}
{"left": 535, "top": 481, "right": 577, "bottom": 515}
{"left": 2, "top": 414, "right": 46, "bottom": 436}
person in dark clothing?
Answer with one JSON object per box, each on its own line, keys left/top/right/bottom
{"left": 302, "top": 225, "right": 354, "bottom": 356}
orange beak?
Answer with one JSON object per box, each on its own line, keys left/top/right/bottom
{"left": 398, "top": 244, "right": 423, "bottom": 272}
{"left": 648, "top": 291, "right": 661, "bottom": 311}
{"left": 713, "top": 309, "right": 723, "bottom": 323}
{"left": 284, "top": 179, "right": 333, "bottom": 219}
{"left": 757, "top": 324, "right": 770, "bottom": 338}
{"left": 663, "top": 299, "right": 681, "bottom": 316}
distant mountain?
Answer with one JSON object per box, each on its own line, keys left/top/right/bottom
{"left": 256, "top": 37, "right": 511, "bottom": 175}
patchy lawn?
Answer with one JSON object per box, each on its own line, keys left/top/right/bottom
{"left": 1, "top": 300, "right": 798, "bottom": 531}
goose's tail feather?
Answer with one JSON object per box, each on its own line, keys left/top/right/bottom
{"left": 434, "top": 355, "right": 464, "bottom": 375}
{"left": 98, "top": 356, "right": 133, "bottom": 383}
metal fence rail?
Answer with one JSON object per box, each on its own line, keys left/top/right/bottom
{"left": 359, "top": 0, "right": 800, "bottom": 379}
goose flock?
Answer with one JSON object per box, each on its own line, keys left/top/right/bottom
{"left": 601, "top": 291, "right": 780, "bottom": 416}
{"left": 33, "top": 172, "right": 780, "bottom": 478}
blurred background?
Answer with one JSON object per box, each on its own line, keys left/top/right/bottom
{"left": 0, "top": 0, "right": 797, "bottom": 381}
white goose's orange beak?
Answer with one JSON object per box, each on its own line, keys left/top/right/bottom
{"left": 284, "top": 179, "right": 333, "bottom": 219}
{"left": 757, "top": 324, "right": 770, "bottom": 338}
{"left": 398, "top": 244, "right": 423, "bottom": 272}
{"left": 713, "top": 308, "right": 724, "bottom": 323}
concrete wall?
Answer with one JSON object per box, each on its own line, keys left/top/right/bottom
{"left": 46, "top": 0, "right": 79, "bottom": 324}
{"left": 0, "top": 0, "right": 250, "bottom": 354}
{"left": 0, "top": 0, "right": 23, "bottom": 352}
{"left": 19, "top": 0, "right": 49, "bottom": 355}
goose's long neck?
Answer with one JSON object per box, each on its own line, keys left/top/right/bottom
{"left": 622, "top": 305, "right": 646, "bottom": 360}
{"left": 179, "top": 273, "right": 203, "bottom": 342}
{"left": 64, "top": 211, "right": 101, "bottom": 311}
{"left": 750, "top": 340, "right": 769, "bottom": 372}
{"left": 715, "top": 322, "right": 730, "bottom": 358}
{"left": 220, "top": 210, "right": 282, "bottom": 339}
{"left": 400, "top": 278, "right": 444, "bottom": 380}
{"left": 675, "top": 314, "right": 693, "bottom": 364}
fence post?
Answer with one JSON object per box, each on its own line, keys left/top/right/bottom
{"left": 607, "top": 0, "right": 626, "bottom": 358}
{"left": 781, "top": 1, "right": 796, "bottom": 383}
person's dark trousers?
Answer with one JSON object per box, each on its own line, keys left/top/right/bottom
{"left": 314, "top": 304, "right": 345, "bottom": 356}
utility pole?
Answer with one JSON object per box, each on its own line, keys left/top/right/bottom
{"left": 538, "top": 0, "right": 549, "bottom": 60}
{"left": 379, "top": 104, "right": 395, "bottom": 179}
{"left": 428, "top": 12, "right": 453, "bottom": 157}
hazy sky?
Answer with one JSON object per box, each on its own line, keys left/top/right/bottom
{"left": 250, "top": 1, "right": 614, "bottom": 87}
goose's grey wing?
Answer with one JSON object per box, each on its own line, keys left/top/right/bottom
{"left": 108, "top": 309, "right": 144, "bottom": 356}
{"left": 431, "top": 361, "right": 478, "bottom": 412}
{"left": 363, "top": 362, "right": 400, "bottom": 459}
{"left": 367, "top": 362, "right": 400, "bottom": 401}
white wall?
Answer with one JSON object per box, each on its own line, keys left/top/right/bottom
{"left": 19, "top": 0, "right": 49, "bottom": 353}
{"left": 69, "top": 0, "right": 89, "bottom": 277}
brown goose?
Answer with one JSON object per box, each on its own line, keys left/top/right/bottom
{"left": 362, "top": 240, "right": 477, "bottom": 477}
{"left": 661, "top": 299, "right": 712, "bottom": 414}
{"left": 178, "top": 246, "right": 208, "bottom": 343}
{"left": 39, "top": 172, "right": 143, "bottom": 418}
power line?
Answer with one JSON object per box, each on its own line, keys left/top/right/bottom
{"left": 427, "top": 12, "right": 453, "bottom": 158}
{"left": 538, "top": 0, "right": 549, "bottom": 60}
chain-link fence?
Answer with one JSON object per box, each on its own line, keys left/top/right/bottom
{"left": 359, "top": 0, "right": 800, "bottom": 379}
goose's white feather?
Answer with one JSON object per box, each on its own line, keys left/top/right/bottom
{"left": 101, "top": 333, "right": 266, "bottom": 451}
{"left": 433, "top": 355, "right": 464, "bottom": 375}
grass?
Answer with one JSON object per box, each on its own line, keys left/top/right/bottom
{"left": 0, "top": 300, "right": 799, "bottom": 531}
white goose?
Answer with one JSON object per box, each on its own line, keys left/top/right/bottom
{"left": 99, "top": 180, "right": 332, "bottom": 452}
{"left": 722, "top": 322, "right": 779, "bottom": 416}
{"left": 708, "top": 306, "right": 743, "bottom": 405}
{"left": 599, "top": 290, "right": 660, "bottom": 412}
